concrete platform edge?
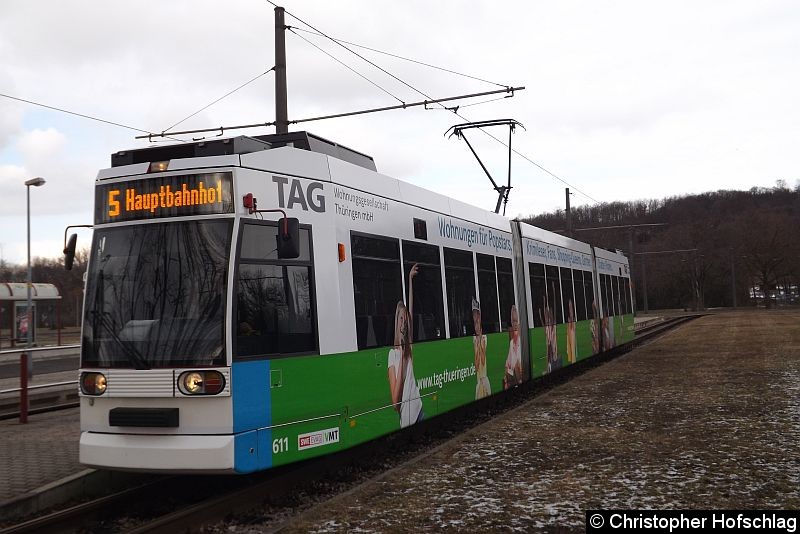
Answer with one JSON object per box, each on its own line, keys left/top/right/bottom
{"left": 0, "top": 347, "right": 81, "bottom": 365}
{"left": 0, "top": 468, "right": 150, "bottom": 522}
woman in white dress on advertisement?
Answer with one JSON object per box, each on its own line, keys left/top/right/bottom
{"left": 473, "top": 297, "right": 491, "bottom": 399}
{"left": 387, "top": 264, "right": 423, "bottom": 428}
{"left": 504, "top": 304, "right": 523, "bottom": 389}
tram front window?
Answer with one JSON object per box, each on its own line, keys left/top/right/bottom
{"left": 81, "top": 220, "right": 231, "bottom": 368}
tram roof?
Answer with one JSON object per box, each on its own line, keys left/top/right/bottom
{"left": 111, "top": 131, "right": 376, "bottom": 172}
{"left": 103, "top": 132, "right": 633, "bottom": 260}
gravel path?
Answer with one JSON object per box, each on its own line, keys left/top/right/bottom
{"left": 274, "top": 310, "right": 800, "bottom": 533}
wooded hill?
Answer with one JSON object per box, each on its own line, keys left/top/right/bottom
{"left": 522, "top": 184, "right": 800, "bottom": 311}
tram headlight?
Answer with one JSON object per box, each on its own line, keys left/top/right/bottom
{"left": 182, "top": 372, "right": 204, "bottom": 394}
{"left": 177, "top": 370, "right": 225, "bottom": 396}
{"left": 80, "top": 372, "right": 107, "bottom": 396}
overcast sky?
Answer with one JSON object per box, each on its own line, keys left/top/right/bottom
{"left": 1, "top": 0, "right": 798, "bottom": 265}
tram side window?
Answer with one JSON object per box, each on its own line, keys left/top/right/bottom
{"left": 529, "top": 262, "right": 547, "bottom": 327}
{"left": 560, "top": 267, "right": 575, "bottom": 323}
{"left": 599, "top": 274, "right": 609, "bottom": 317}
{"left": 402, "top": 241, "right": 445, "bottom": 342}
{"left": 476, "top": 253, "right": 500, "bottom": 334}
{"left": 444, "top": 248, "right": 475, "bottom": 337}
{"left": 608, "top": 274, "right": 619, "bottom": 315}
{"left": 604, "top": 274, "right": 615, "bottom": 317}
{"left": 623, "top": 278, "right": 632, "bottom": 315}
{"left": 236, "top": 223, "right": 316, "bottom": 358}
{"left": 621, "top": 276, "right": 630, "bottom": 315}
{"left": 573, "top": 270, "right": 587, "bottom": 321}
{"left": 620, "top": 276, "right": 626, "bottom": 315}
{"left": 545, "top": 265, "right": 563, "bottom": 324}
{"left": 240, "top": 223, "right": 311, "bottom": 261}
{"left": 612, "top": 276, "right": 621, "bottom": 316}
{"left": 496, "top": 257, "right": 515, "bottom": 329}
{"left": 351, "top": 234, "right": 404, "bottom": 350}
{"left": 585, "top": 272, "right": 597, "bottom": 319}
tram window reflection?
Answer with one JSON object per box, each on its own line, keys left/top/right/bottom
{"left": 443, "top": 248, "right": 475, "bottom": 338}
{"left": 545, "top": 265, "right": 563, "bottom": 325}
{"left": 235, "top": 221, "right": 317, "bottom": 358}
{"left": 529, "top": 262, "right": 546, "bottom": 328}
{"left": 476, "top": 253, "right": 500, "bottom": 334}
{"left": 496, "top": 257, "right": 515, "bottom": 329}
{"left": 402, "top": 241, "right": 445, "bottom": 342}
{"left": 351, "top": 233, "right": 403, "bottom": 350}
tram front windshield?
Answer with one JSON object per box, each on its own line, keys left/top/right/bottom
{"left": 81, "top": 220, "right": 232, "bottom": 368}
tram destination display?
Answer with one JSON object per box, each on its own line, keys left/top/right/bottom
{"left": 95, "top": 172, "right": 234, "bottom": 223}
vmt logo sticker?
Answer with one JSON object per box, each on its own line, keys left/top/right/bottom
{"left": 273, "top": 176, "right": 325, "bottom": 212}
{"left": 297, "top": 427, "right": 340, "bottom": 451}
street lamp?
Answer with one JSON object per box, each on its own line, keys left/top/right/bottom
{"left": 25, "top": 177, "right": 45, "bottom": 378}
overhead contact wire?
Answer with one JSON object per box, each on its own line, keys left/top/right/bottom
{"left": 460, "top": 118, "right": 600, "bottom": 204}
{"left": 270, "top": 1, "right": 600, "bottom": 204}
{"left": 162, "top": 67, "right": 276, "bottom": 134}
{"left": 0, "top": 92, "right": 183, "bottom": 142}
{"left": 288, "top": 28, "right": 405, "bottom": 105}
{"left": 288, "top": 26, "right": 509, "bottom": 89}
{"left": 457, "top": 95, "right": 512, "bottom": 109}
{"left": 270, "top": 1, "right": 436, "bottom": 104}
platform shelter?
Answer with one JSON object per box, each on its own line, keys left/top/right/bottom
{"left": 0, "top": 283, "right": 62, "bottom": 349}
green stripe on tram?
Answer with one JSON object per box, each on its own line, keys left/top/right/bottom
{"left": 267, "top": 314, "right": 634, "bottom": 466}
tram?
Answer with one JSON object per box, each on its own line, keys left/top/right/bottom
{"left": 74, "top": 131, "right": 633, "bottom": 473}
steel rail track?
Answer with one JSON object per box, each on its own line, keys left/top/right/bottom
{"left": 0, "top": 401, "right": 79, "bottom": 421}
{"left": 632, "top": 314, "right": 701, "bottom": 341}
{"left": 0, "top": 478, "right": 171, "bottom": 534}
{"left": 114, "top": 315, "right": 704, "bottom": 534}
{"left": 1, "top": 343, "right": 81, "bottom": 420}
{"left": 1, "top": 314, "right": 699, "bottom": 533}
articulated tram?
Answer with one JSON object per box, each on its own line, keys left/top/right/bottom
{"left": 76, "top": 132, "right": 633, "bottom": 473}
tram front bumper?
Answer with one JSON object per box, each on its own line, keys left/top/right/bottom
{"left": 79, "top": 431, "right": 235, "bottom": 474}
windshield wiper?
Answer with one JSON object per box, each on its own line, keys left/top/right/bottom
{"left": 90, "top": 311, "right": 151, "bottom": 370}
{"left": 90, "top": 269, "right": 150, "bottom": 370}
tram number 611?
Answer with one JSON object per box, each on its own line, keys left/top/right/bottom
{"left": 272, "top": 437, "right": 289, "bottom": 454}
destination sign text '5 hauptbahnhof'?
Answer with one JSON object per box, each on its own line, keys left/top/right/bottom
{"left": 95, "top": 172, "right": 234, "bottom": 223}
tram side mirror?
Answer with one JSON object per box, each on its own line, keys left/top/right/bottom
{"left": 64, "top": 233, "right": 78, "bottom": 271}
{"left": 276, "top": 217, "right": 300, "bottom": 259}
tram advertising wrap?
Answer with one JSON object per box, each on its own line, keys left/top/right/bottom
{"left": 95, "top": 172, "right": 234, "bottom": 223}
{"left": 79, "top": 133, "right": 634, "bottom": 474}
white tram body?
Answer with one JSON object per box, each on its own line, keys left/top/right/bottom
{"left": 78, "top": 132, "right": 633, "bottom": 473}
